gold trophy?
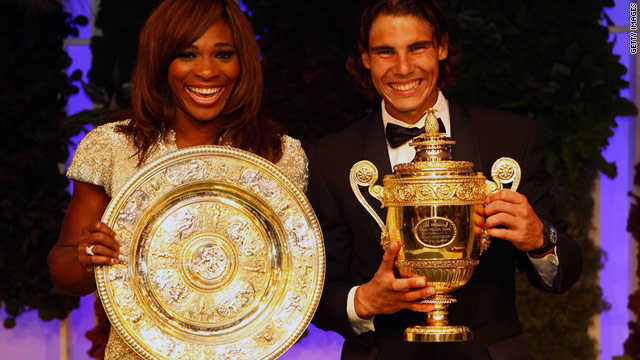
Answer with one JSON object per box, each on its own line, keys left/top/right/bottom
{"left": 349, "top": 110, "right": 521, "bottom": 343}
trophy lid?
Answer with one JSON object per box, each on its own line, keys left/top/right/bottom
{"left": 352, "top": 110, "right": 520, "bottom": 209}
{"left": 392, "top": 109, "right": 475, "bottom": 174}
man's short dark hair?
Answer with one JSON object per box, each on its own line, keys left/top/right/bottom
{"left": 346, "top": 0, "right": 460, "bottom": 99}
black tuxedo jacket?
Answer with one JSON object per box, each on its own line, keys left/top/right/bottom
{"left": 306, "top": 100, "right": 582, "bottom": 360}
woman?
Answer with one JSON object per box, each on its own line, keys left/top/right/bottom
{"left": 48, "top": 0, "right": 307, "bottom": 358}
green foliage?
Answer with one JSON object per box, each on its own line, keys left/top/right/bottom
{"left": 65, "top": 0, "right": 162, "bottom": 134}
{"left": 624, "top": 163, "right": 640, "bottom": 358}
{"left": 89, "top": 0, "right": 159, "bottom": 101}
{"left": 0, "top": 1, "right": 89, "bottom": 327}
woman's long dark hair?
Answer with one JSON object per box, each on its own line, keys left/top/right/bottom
{"left": 117, "top": 0, "right": 282, "bottom": 165}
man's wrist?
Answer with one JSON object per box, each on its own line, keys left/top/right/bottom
{"left": 348, "top": 286, "right": 375, "bottom": 334}
{"left": 354, "top": 284, "right": 374, "bottom": 320}
{"left": 528, "top": 219, "right": 558, "bottom": 256}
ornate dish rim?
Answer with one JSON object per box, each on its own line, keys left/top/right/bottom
{"left": 96, "top": 145, "right": 325, "bottom": 360}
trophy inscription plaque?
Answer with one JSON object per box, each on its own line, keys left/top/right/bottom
{"left": 350, "top": 110, "right": 521, "bottom": 343}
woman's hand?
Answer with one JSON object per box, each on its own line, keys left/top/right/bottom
{"left": 49, "top": 180, "right": 114, "bottom": 295}
{"left": 78, "top": 221, "right": 122, "bottom": 273}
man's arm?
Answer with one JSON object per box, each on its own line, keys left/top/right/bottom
{"left": 483, "top": 119, "right": 582, "bottom": 292}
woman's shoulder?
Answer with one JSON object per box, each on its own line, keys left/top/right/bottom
{"left": 67, "top": 119, "right": 135, "bottom": 196}
{"left": 279, "top": 134, "right": 307, "bottom": 163}
{"left": 276, "top": 134, "right": 308, "bottom": 192}
{"left": 81, "top": 119, "right": 131, "bottom": 144}
{"left": 70, "top": 120, "right": 132, "bottom": 156}
{"left": 280, "top": 134, "right": 302, "bottom": 149}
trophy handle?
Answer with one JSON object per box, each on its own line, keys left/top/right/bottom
{"left": 484, "top": 157, "right": 521, "bottom": 194}
{"left": 481, "top": 157, "right": 521, "bottom": 254}
{"left": 350, "top": 161, "right": 389, "bottom": 242}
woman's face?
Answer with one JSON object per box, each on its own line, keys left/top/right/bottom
{"left": 168, "top": 20, "right": 240, "bottom": 124}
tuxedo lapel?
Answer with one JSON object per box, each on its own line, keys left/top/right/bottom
{"left": 361, "top": 109, "right": 393, "bottom": 179}
{"left": 449, "top": 99, "right": 484, "bottom": 172}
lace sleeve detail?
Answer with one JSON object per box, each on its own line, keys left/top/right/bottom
{"left": 66, "top": 123, "right": 117, "bottom": 196}
{"left": 276, "top": 135, "right": 309, "bottom": 193}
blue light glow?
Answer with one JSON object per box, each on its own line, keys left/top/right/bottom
{"left": 237, "top": 0, "right": 247, "bottom": 12}
{"left": 601, "top": 1, "right": 637, "bottom": 359}
{"left": 63, "top": 2, "right": 96, "bottom": 360}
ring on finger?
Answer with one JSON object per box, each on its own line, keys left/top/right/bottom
{"left": 85, "top": 245, "right": 95, "bottom": 256}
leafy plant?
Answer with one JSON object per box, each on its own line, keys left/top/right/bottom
{"left": 0, "top": 0, "right": 88, "bottom": 328}
{"left": 64, "top": 0, "right": 161, "bottom": 130}
{"left": 624, "top": 162, "right": 640, "bottom": 359}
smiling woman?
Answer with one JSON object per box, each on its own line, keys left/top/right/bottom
{"left": 47, "top": 0, "right": 309, "bottom": 359}
{"left": 116, "top": 0, "right": 282, "bottom": 165}
{"left": 167, "top": 20, "right": 241, "bottom": 145}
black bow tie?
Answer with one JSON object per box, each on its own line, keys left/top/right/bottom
{"left": 385, "top": 119, "right": 446, "bottom": 148}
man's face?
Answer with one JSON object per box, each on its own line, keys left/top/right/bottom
{"left": 362, "top": 14, "right": 448, "bottom": 124}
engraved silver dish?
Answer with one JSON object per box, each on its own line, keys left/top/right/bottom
{"left": 96, "top": 146, "right": 324, "bottom": 360}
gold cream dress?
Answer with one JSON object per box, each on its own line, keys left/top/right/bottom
{"left": 67, "top": 120, "right": 309, "bottom": 360}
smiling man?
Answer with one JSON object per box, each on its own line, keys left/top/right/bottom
{"left": 306, "top": 0, "right": 583, "bottom": 359}
{"left": 362, "top": 13, "right": 446, "bottom": 124}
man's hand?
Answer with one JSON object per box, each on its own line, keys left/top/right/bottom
{"left": 484, "top": 189, "right": 546, "bottom": 253}
{"left": 354, "top": 241, "right": 436, "bottom": 319}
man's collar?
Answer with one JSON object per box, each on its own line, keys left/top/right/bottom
{"left": 381, "top": 89, "right": 450, "bottom": 135}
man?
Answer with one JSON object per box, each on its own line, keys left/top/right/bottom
{"left": 307, "top": 0, "right": 582, "bottom": 359}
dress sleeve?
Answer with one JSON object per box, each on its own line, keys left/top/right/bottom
{"left": 66, "top": 125, "right": 115, "bottom": 196}
{"left": 276, "top": 135, "right": 309, "bottom": 193}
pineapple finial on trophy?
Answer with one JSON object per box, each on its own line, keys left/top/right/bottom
{"left": 424, "top": 108, "right": 440, "bottom": 136}
{"left": 409, "top": 108, "right": 455, "bottom": 162}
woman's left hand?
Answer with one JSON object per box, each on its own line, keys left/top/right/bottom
{"left": 77, "top": 221, "right": 122, "bottom": 273}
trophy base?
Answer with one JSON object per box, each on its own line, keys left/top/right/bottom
{"left": 404, "top": 325, "right": 472, "bottom": 342}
